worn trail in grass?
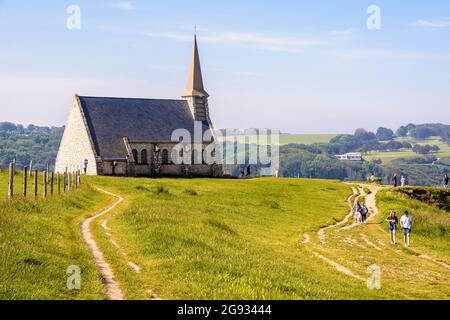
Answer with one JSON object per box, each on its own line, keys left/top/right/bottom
{"left": 303, "top": 184, "right": 450, "bottom": 300}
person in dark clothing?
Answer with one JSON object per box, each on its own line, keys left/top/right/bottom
{"left": 361, "top": 204, "right": 369, "bottom": 224}
{"left": 392, "top": 174, "right": 398, "bottom": 187}
{"left": 444, "top": 174, "right": 449, "bottom": 189}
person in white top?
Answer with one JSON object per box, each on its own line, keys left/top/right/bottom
{"left": 400, "top": 175, "right": 406, "bottom": 187}
{"left": 400, "top": 211, "right": 413, "bottom": 247}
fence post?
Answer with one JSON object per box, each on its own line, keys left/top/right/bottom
{"left": 29, "top": 160, "right": 33, "bottom": 177}
{"left": 12, "top": 158, "right": 16, "bottom": 176}
{"left": 50, "top": 172, "right": 54, "bottom": 195}
{"left": 23, "top": 166, "right": 28, "bottom": 197}
{"left": 63, "top": 172, "right": 67, "bottom": 192}
{"left": 34, "top": 170, "right": 38, "bottom": 199}
{"left": 57, "top": 173, "right": 61, "bottom": 194}
{"left": 67, "top": 171, "right": 71, "bottom": 192}
{"left": 43, "top": 171, "right": 47, "bottom": 199}
{"left": 77, "top": 170, "right": 81, "bottom": 188}
{"left": 8, "top": 163, "right": 14, "bottom": 200}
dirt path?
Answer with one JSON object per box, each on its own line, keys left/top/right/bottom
{"left": 81, "top": 188, "right": 124, "bottom": 300}
{"left": 318, "top": 187, "right": 360, "bottom": 243}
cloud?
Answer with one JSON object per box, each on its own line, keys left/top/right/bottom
{"left": 334, "top": 50, "right": 450, "bottom": 60}
{"left": 144, "top": 30, "right": 324, "bottom": 53}
{"left": 113, "top": 1, "right": 136, "bottom": 11}
{"left": 414, "top": 19, "right": 450, "bottom": 28}
{"left": 329, "top": 29, "right": 354, "bottom": 36}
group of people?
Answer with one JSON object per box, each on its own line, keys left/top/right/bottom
{"left": 391, "top": 174, "right": 407, "bottom": 187}
{"left": 354, "top": 202, "right": 369, "bottom": 224}
{"left": 354, "top": 200, "right": 414, "bottom": 247}
{"left": 391, "top": 173, "right": 449, "bottom": 188}
{"left": 386, "top": 211, "right": 413, "bottom": 247}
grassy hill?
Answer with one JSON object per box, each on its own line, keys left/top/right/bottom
{"left": 365, "top": 136, "right": 450, "bottom": 164}
{"left": 0, "top": 171, "right": 111, "bottom": 299}
{"left": 279, "top": 134, "right": 336, "bottom": 145}
{"left": 0, "top": 173, "right": 449, "bottom": 300}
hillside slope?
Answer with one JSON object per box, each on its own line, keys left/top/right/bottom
{"left": 0, "top": 175, "right": 449, "bottom": 300}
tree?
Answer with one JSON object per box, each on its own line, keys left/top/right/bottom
{"left": 354, "top": 129, "right": 377, "bottom": 142}
{"left": 410, "top": 127, "right": 435, "bottom": 139}
{"left": 0, "top": 122, "right": 17, "bottom": 132}
{"left": 401, "top": 142, "right": 413, "bottom": 149}
{"left": 431, "top": 145, "right": 440, "bottom": 152}
{"left": 396, "top": 126, "right": 408, "bottom": 137}
{"left": 376, "top": 127, "right": 394, "bottom": 141}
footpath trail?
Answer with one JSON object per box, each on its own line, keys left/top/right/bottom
{"left": 301, "top": 184, "right": 450, "bottom": 299}
{"left": 82, "top": 188, "right": 161, "bottom": 300}
{"left": 81, "top": 188, "right": 125, "bottom": 300}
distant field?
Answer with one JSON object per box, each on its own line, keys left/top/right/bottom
{"left": 218, "top": 134, "right": 336, "bottom": 146}
{"left": 279, "top": 134, "right": 337, "bottom": 145}
{"left": 365, "top": 137, "right": 450, "bottom": 164}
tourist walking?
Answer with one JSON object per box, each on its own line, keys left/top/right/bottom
{"left": 392, "top": 174, "right": 398, "bottom": 187}
{"left": 444, "top": 173, "right": 449, "bottom": 189}
{"left": 400, "top": 211, "right": 413, "bottom": 247}
{"left": 361, "top": 204, "right": 369, "bottom": 224}
{"left": 386, "top": 211, "right": 398, "bottom": 245}
{"left": 401, "top": 175, "right": 406, "bottom": 187}
{"left": 354, "top": 202, "right": 362, "bottom": 224}
{"left": 82, "top": 159, "right": 89, "bottom": 175}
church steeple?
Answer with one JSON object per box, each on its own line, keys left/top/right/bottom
{"left": 182, "top": 35, "right": 209, "bottom": 98}
{"left": 182, "top": 34, "right": 211, "bottom": 123}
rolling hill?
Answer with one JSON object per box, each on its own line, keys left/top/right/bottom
{"left": 1, "top": 172, "right": 448, "bottom": 300}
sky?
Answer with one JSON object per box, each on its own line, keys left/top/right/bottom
{"left": 0, "top": 0, "right": 449, "bottom": 133}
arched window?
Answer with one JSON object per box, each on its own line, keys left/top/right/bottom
{"left": 141, "top": 149, "right": 148, "bottom": 164}
{"left": 132, "top": 149, "right": 138, "bottom": 163}
{"left": 162, "top": 149, "right": 169, "bottom": 164}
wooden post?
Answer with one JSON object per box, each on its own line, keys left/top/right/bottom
{"left": 23, "top": 166, "right": 28, "bottom": 197}
{"left": 34, "top": 170, "right": 38, "bottom": 199}
{"left": 43, "top": 171, "right": 47, "bottom": 199}
{"left": 8, "top": 163, "right": 14, "bottom": 200}
{"left": 12, "top": 158, "right": 16, "bottom": 176}
{"left": 57, "top": 173, "right": 61, "bottom": 194}
{"left": 50, "top": 172, "right": 54, "bottom": 195}
{"left": 29, "top": 160, "right": 33, "bottom": 177}
{"left": 67, "top": 171, "right": 71, "bottom": 192}
{"left": 77, "top": 171, "right": 81, "bottom": 187}
{"left": 63, "top": 172, "right": 67, "bottom": 192}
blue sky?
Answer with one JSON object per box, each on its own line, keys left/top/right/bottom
{"left": 0, "top": 0, "right": 449, "bottom": 133}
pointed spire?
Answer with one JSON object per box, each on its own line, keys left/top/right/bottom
{"left": 182, "top": 34, "right": 209, "bottom": 98}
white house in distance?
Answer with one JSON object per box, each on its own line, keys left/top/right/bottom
{"left": 334, "top": 153, "right": 363, "bottom": 161}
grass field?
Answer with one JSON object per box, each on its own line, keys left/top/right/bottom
{"left": 217, "top": 134, "right": 336, "bottom": 146}
{"left": 365, "top": 137, "right": 450, "bottom": 164}
{"left": 0, "top": 171, "right": 111, "bottom": 299}
{"left": 0, "top": 171, "right": 449, "bottom": 300}
{"left": 279, "top": 134, "right": 336, "bottom": 145}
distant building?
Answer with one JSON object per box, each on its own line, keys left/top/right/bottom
{"left": 55, "top": 36, "right": 222, "bottom": 177}
{"left": 335, "top": 153, "right": 363, "bottom": 161}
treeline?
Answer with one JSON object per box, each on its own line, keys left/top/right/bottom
{"left": 280, "top": 123, "right": 450, "bottom": 185}
{"left": 280, "top": 145, "right": 383, "bottom": 181}
{"left": 396, "top": 123, "right": 450, "bottom": 143}
{"left": 0, "top": 122, "right": 64, "bottom": 171}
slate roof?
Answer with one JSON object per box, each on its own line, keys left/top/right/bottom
{"left": 78, "top": 96, "right": 211, "bottom": 159}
